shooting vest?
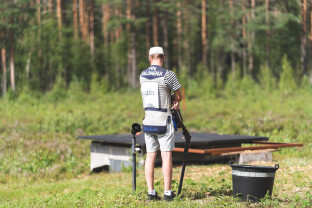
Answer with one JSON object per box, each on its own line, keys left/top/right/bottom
{"left": 140, "top": 65, "right": 171, "bottom": 134}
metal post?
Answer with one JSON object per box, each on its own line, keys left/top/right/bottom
{"left": 132, "top": 134, "right": 136, "bottom": 191}
{"left": 130, "top": 123, "right": 141, "bottom": 192}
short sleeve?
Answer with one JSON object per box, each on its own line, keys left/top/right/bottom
{"left": 164, "top": 71, "right": 182, "bottom": 91}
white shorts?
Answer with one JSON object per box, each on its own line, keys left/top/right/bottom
{"left": 145, "top": 121, "right": 175, "bottom": 152}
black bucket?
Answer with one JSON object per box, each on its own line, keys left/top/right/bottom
{"left": 229, "top": 162, "right": 279, "bottom": 202}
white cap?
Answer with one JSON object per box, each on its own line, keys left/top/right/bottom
{"left": 149, "top": 46, "right": 164, "bottom": 56}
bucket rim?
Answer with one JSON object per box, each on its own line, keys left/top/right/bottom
{"left": 229, "top": 161, "right": 279, "bottom": 171}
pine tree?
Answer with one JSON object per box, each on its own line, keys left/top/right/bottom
{"left": 301, "top": 0, "right": 308, "bottom": 75}
{"left": 201, "top": 0, "right": 207, "bottom": 65}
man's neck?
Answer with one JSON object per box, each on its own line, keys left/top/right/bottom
{"left": 150, "top": 61, "right": 163, "bottom": 67}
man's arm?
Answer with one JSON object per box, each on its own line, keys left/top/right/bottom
{"left": 171, "top": 89, "right": 182, "bottom": 110}
{"left": 164, "top": 70, "right": 182, "bottom": 110}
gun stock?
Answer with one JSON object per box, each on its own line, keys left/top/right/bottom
{"left": 172, "top": 110, "right": 191, "bottom": 142}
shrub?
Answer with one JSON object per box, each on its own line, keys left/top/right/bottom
{"left": 225, "top": 71, "right": 240, "bottom": 95}
{"left": 46, "top": 76, "right": 67, "bottom": 102}
{"left": 259, "top": 64, "right": 276, "bottom": 91}
{"left": 279, "top": 55, "right": 297, "bottom": 93}
{"left": 90, "top": 73, "right": 108, "bottom": 96}
{"left": 300, "top": 75, "right": 311, "bottom": 90}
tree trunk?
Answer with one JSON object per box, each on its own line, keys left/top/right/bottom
{"left": 127, "top": 0, "right": 132, "bottom": 86}
{"left": 57, "top": 0, "right": 62, "bottom": 38}
{"left": 248, "top": 0, "right": 255, "bottom": 75}
{"left": 184, "top": 0, "right": 191, "bottom": 74}
{"left": 115, "top": 6, "right": 122, "bottom": 41}
{"left": 110, "top": 6, "right": 114, "bottom": 44}
{"left": 26, "top": 51, "right": 31, "bottom": 79}
{"left": 163, "top": 0, "right": 169, "bottom": 69}
{"left": 48, "top": 0, "right": 53, "bottom": 12}
{"left": 89, "top": 0, "right": 94, "bottom": 58}
{"left": 10, "top": 45, "right": 15, "bottom": 93}
{"left": 126, "top": 0, "right": 131, "bottom": 32}
{"left": 102, "top": 4, "right": 110, "bottom": 45}
{"left": 1, "top": 48, "right": 7, "bottom": 96}
{"left": 242, "top": 0, "right": 247, "bottom": 76}
{"left": 61, "top": 0, "right": 67, "bottom": 26}
{"left": 9, "top": 0, "right": 15, "bottom": 93}
{"left": 119, "top": 7, "right": 123, "bottom": 40}
{"left": 152, "top": 0, "right": 159, "bottom": 46}
{"left": 43, "top": 0, "right": 47, "bottom": 13}
{"left": 84, "top": 0, "right": 89, "bottom": 43}
{"left": 229, "top": 0, "right": 235, "bottom": 77}
{"left": 176, "top": 0, "right": 182, "bottom": 72}
{"left": 130, "top": 33, "right": 137, "bottom": 87}
{"left": 145, "top": 0, "right": 151, "bottom": 49}
{"left": 265, "top": 0, "right": 270, "bottom": 67}
{"left": 201, "top": 0, "right": 207, "bottom": 65}
{"left": 126, "top": 0, "right": 137, "bottom": 88}
{"left": 217, "top": 50, "right": 224, "bottom": 83}
{"left": 73, "top": 0, "right": 78, "bottom": 39}
{"left": 301, "top": 0, "right": 308, "bottom": 75}
{"left": 37, "top": 0, "right": 41, "bottom": 58}
{"left": 102, "top": 3, "right": 105, "bottom": 44}
{"left": 79, "top": 0, "right": 85, "bottom": 40}
{"left": 310, "top": 0, "right": 312, "bottom": 73}
{"left": 217, "top": 1, "right": 225, "bottom": 82}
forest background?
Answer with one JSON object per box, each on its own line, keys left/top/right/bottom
{"left": 1, "top": 0, "right": 312, "bottom": 207}
{"left": 0, "top": 0, "right": 312, "bottom": 94}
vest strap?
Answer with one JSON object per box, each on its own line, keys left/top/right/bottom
{"left": 144, "top": 107, "right": 168, "bottom": 112}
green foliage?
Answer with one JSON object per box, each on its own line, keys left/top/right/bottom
{"left": 178, "top": 66, "right": 188, "bottom": 89}
{"left": 187, "top": 68, "right": 215, "bottom": 99}
{"left": 90, "top": 73, "right": 105, "bottom": 96}
{"left": 46, "top": 76, "right": 67, "bottom": 102}
{"left": 259, "top": 64, "right": 276, "bottom": 91}
{"left": 238, "top": 75, "right": 260, "bottom": 95}
{"left": 0, "top": 0, "right": 308, "bottom": 94}
{"left": 195, "top": 63, "right": 208, "bottom": 83}
{"left": 67, "top": 76, "right": 85, "bottom": 102}
{"left": 279, "top": 55, "right": 297, "bottom": 93}
{"left": 224, "top": 72, "right": 240, "bottom": 96}
{"left": 70, "top": 40, "right": 93, "bottom": 90}
{"left": 300, "top": 75, "right": 311, "bottom": 90}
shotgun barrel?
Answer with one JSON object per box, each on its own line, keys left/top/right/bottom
{"left": 172, "top": 110, "right": 191, "bottom": 196}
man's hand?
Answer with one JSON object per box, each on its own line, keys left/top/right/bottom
{"left": 171, "top": 89, "right": 182, "bottom": 110}
{"left": 172, "top": 100, "right": 180, "bottom": 110}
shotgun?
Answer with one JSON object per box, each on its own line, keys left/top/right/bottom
{"left": 171, "top": 109, "right": 191, "bottom": 196}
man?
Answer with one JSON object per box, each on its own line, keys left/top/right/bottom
{"left": 139, "top": 46, "right": 182, "bottom": 201}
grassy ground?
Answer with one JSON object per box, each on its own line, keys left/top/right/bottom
{"left": 0, "top": 88, "right": 312, "bottom": 207}
{"left": 0, "top": 159, "right": 311, "bottom": 207}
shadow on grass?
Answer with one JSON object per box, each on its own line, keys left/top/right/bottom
{"left": 186, "top": 188, "right": 233, "bottom": 200}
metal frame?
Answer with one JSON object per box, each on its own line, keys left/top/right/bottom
{"left": 173, "top": 141, "right": 303, "bottom": 155}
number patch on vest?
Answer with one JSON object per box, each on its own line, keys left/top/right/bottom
{"left": 141, "top": 82, "right": 159, "bottom": 108}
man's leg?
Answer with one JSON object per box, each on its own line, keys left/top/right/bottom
{"left": 161, "top": 151, "right": 172, "bottom": 191}
{"left": 145, "top": 151, "right": 157, "bottom": 191}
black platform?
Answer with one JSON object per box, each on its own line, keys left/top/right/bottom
{"left": 78, "top": 132, "right": 268, "bottom": 149}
